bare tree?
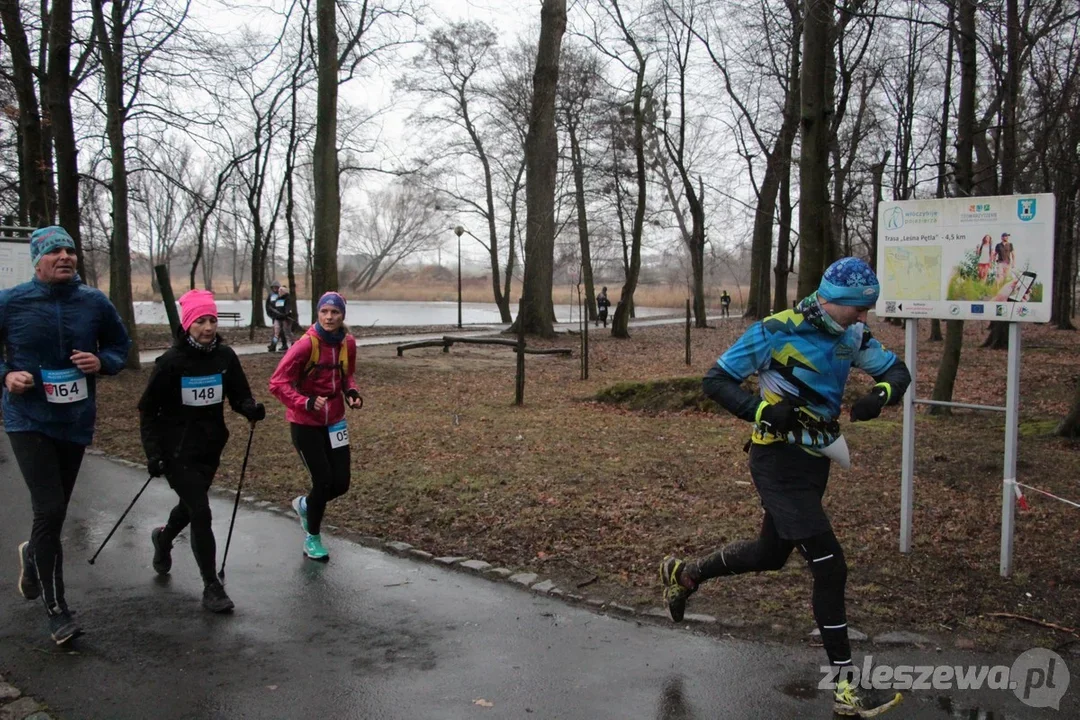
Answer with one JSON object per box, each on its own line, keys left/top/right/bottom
{"left": 402, "top": 21, "right": 514, "bottom": 321}
{"left": 344, "top": 182, "right": 444, "bottom": 292}
{"left": 90, "top": 0, "right": 192, "bottom": 367}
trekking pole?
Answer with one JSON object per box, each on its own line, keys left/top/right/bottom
{"left": 218, "top": 423, "right": 256, "bottom": 582}
{"left": 88, "top": 475, "right": 154, "bottom": 565}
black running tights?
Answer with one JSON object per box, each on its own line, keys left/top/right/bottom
{"left": 290, "top": 423, "right": 351, "bottom": 535}
{"left": 8, "top": 431, "right": 86, "bottom": 615}
{"left": 694, "top": 512, "right": 852, "bottom": 669}
{"left": 159, "top": 465, "right": 218, "bottom": 586}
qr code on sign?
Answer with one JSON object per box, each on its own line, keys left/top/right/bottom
{"left": 885, "top": 301, "right": 897, "bottom": 313}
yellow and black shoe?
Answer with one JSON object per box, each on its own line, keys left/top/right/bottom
{"left": 660, "top": 556, "right": 697, "bottom": 623}
{"left": 833, "top": 679, "right": 903, "bottom": 717}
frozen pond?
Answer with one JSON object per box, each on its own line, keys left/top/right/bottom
{"left": 132, "top": 299, "right": 674, "bottom": 327}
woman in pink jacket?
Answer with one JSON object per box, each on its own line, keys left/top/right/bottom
{"left": 269, "top": 292, "right": 362, "bottom": 561}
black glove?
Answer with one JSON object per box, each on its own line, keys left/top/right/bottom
{"left": 757, "top": 401, "right": 799, "bottom": 436}
{"left": 147, "top": 458, "right": 167, "bottom": 478}
{"left": 345, "top": 388, "right": 363, "bottom": 409}
{"left": 850, "top": 386, "right": 889, "bottom": 422}
{"left": 243, "top": 401, "right": 266, "bottom": 422}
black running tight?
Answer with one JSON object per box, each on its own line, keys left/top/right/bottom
{"left": 158, "top": 465, "right": 218, "bottom": 585}
{"left": 290, "top": 423, "right": 351, "bottom": 535}
{"left": 693, "top": 512, "right": 851, "bottom": 670}
{"left": 9, "top": 431, "right": 86, "bottom": 614}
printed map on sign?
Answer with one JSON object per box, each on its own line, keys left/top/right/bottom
{"left": 882, "top": 246, "right": 942, "bottom": 300}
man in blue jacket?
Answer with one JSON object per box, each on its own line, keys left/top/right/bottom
{"left": 1, "top": 226, "right": 131, "bottom": 644}
{"left": 660, "top": 257, "right": 910, "bottom": 717}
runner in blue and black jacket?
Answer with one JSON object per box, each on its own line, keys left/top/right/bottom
{"left": 0, "top": 226, "right": 131, "bottom": 645}
{"left": 660, "top": 257, "right": 911, "bottom": 718}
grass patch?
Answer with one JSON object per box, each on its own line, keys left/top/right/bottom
{"left": 594, "top": 377, "right": 721, "bottom": 413}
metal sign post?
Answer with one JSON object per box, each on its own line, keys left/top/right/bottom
{"left": 897, "top": 320, "right": 1022, "bottom": 577}
{"left": 1000, "top": 322, "right": 1021, "bottom": 576}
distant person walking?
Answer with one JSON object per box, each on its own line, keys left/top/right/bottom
{"left": 265, "top": 281, "right": 285, "bottom": 352}
{"left": 269, "top": 292, "right": 362, "bottom": 562}
{"left": 273, "top": 286, "right": 294, "bottom": 351}
{"left": 2, "top": 226, "right": 131, "bottom": 644}
{"left": 596, "top": 287, "right": 610, "bottom": 328}
{"left": 138, "top": 290, "right": 265, "bottom": 613}
{"left": 720, "top": 290, "right": 731, "bottom": 318}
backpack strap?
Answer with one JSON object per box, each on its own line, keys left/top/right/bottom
{"left": 299, "top": 334, "right": 350, "bottom": 382}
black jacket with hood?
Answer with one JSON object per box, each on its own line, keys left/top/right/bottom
{"left": 138, "top": 334, "right": 261, "bottom": 472}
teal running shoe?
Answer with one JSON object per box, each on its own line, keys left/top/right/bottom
{"left": 304, "top": 534, "right": 329, "bottom": 562}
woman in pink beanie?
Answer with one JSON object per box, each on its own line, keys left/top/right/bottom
{"left": 137, "top": 290, "right": 266, "bottom": 613}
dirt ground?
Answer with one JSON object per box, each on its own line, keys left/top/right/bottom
{"left": 90, "top": 316, "right": 1080, "bottom": 656}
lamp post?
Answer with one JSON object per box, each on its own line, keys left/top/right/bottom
{"left": 454, "top": 225, "right": 464, "bottom": 329}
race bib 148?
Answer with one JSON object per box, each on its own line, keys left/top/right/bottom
{"left": 182, "top": 374, "right": 224, "bottom": 406}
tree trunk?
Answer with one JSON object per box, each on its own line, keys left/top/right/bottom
{"left": 774, "top": 161, "right": 793, "bottom": 311}
{"left": 983, "top": 0, "right": 1020, "bottom": 351}
{"left": 92, "top": 0, "right": 140, "bottom": 369}
{"left": 311, "top": 0, "right": 340, "bottom": 319}
{"left": 512, "top": 0, "right": 565, "bottom": 338}
{"left": 568, "top": 121, "right": 596, "bottom": 322}
{"left": 46, "top": 0, "right": 86, "bottom": 277}
{"left": 610, "top": 42, "right": 646, "bottom": 335}
{"left": 930, "top": 0, "right": 977, "bottom": 413}
{"left": 797, "top": 0, "right": 833, "bottom": 297}
{"left": 0, "top": 0, "right": 52, "bottom": 224}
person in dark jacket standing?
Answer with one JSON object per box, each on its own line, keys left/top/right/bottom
{"left": 266, "top": 281, "right": 282, "bottom": 352}
{"left": 1, "top": 226, "right": 131, "bottom": 644}
{"left": 596, "top": 287, "right": 610, "bottom": 328}
{"left": 139, "top": 290, "right": 265, "bottom": 613}
{"left": 269, "top": 291, "right": 361, "bottom": 562}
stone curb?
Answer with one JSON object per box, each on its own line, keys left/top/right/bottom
{"left": 0, "top": 675, "right": 54, "bottom": 720}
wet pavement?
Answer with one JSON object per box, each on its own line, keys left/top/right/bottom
{"left": 0, "top": 434, "right": 1074, "bottom": 719}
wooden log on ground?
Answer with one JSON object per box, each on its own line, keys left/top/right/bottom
{"left": 396, "top": 335, "right": 573, "bottom": 357}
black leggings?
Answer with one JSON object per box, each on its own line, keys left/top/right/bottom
{"left": 158, "top": 465, "right": 218, "bottom": 585}
{"left": 693, "top": 512, "right": 851, "bottom": 670}
{"left": 291, "top": 423, "right": 351, "bottom": 535}
{"left": 8, "top": 431, "right": 86, "bottom": 615}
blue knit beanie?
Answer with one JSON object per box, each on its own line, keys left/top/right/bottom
{"left": 29, "top": 226, "right": 76, "bottom": 267}
{"left": 817, "top": 257, "right": 880, "bottom": 307}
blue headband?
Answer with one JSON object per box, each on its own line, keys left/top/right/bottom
{"left": 817, "top": 257, "right": 880, "bottom": 307}
{"left": 29, "top": 226, "right": 76, "bottom": 267}
{"left": 317, "top": 291, "right": 347, "bottom": 316}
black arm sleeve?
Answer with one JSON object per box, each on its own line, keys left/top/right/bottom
{"left": 872, "top": 359, "right": 912, "bottom": 406}
{"left": 224, "top": 348, "right": 257, "bottom": 416}
{"left": 138, "top": 361, "right": 171, "bottom": 462}
{"left": 703, "top": 364, "right": 760, "bottom": 422}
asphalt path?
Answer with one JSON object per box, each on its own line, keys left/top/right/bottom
{"left": 0, "top": 434, "right": 1074, "bottom": 719}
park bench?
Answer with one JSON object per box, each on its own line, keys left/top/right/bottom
{"left": 218, "top": 311, "right": 242, "bottom": 326}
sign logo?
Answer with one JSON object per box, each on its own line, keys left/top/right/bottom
{"left": 1018, "top": 198, "right": 1036, "bottom": 222}
{"left": 1018, "top": 306, "right": 1030, "bottom": 318}
{"left": 996, "top": 305, "right": 1006, "bottom": 317}
{"left": 885, "top": 207, "right": 904, "bottom": 230}
{"left": 969, "top": 203, "right": 991, "bottom": 213}
{"left": 949, "top": 305, "right": 961, "bottom": 316}
{"left": 971, "top": 304, "right": 984, "bottom": 314}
